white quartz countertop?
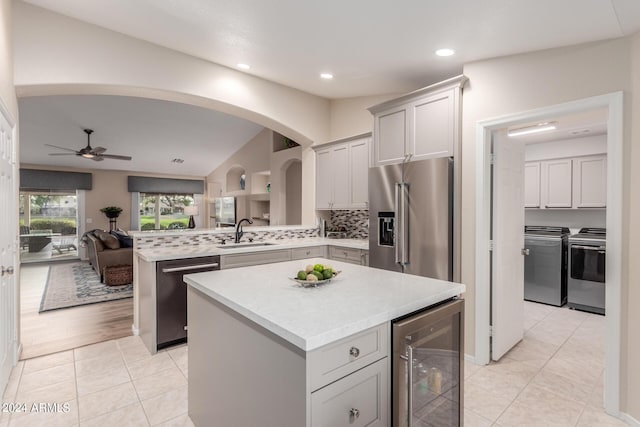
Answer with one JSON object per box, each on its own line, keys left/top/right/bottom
{"left": 184, "top": 258, "right": 465, "bottom": 351}
{"left": 136, "top": 238, "right": 368, "bottom": 262}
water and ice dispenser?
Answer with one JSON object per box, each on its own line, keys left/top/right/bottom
{"left": 378, "top": 212, "right": 395, "bottom": 247}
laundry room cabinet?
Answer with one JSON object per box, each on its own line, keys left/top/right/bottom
{"left": 525, "top": 154, "right": 606, "bottom": 209}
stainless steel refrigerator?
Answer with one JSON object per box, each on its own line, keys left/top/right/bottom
{"left": 213, "top": 196, "right": 236, "bottom": 227}
{"left": 369, "top": 157, "right": 453, "bottom": 281}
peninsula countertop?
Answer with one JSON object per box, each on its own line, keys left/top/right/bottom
{"left": 136, "top": 238, "right": 368, "bottom": 262}
{"left": 184, "top": 258, "right": 465, "bottom": 351}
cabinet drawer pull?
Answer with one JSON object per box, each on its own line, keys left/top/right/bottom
{"left": 306, "top": 250, "right": 311, "bottom": 255}
{"left": 349, "top": 347, "right": 360, "bottom": 358}
{"left": 349, "top": 408, "right": 360, "bottom": 422}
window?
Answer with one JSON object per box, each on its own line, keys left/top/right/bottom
{"left": 139, "top": 193, "right": 195, "bottom": 230}
{"left": 19, "top": 191, "right": 79, "bottom": 261}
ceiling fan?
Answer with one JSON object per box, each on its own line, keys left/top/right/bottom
{"left": 46, "top": 129, "right": 132, "bottom": 162}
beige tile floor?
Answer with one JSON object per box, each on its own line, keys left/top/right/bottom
{"left": 1, "top": 337, "right": 193, "bottom": 426}
{"left": 464, "top": 301, "right": 627, "bottom": 427}
{"left": 1, "top": 301, "right": 628, "bottom": 427}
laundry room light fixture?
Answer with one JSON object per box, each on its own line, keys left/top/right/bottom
{"left": 435, "top": 48, "right": 455, "bottom": 57}
{"left": 508, "top": 121, "right": 558, "bottom": 137}
{"left": 320, "top": 73, "right": 334, "bottom": 79}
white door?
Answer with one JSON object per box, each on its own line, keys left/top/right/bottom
{"left": 491, "top": 130, "right": 525, "bottom": 361}
{"left": 0, "top": 108, "right": 17, "bottom": 389}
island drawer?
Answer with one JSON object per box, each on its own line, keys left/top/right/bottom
{"left": 328, "top": 246, "right": 364, "bottom": 264}
{"left": 291, "top": 246, "right": 326, "bottom": 260}
{"left": 310, "top": 357, "right": 388, "bottom": 427}
{"left": 308, "top": 323, "right": 389, "bottom": 391}
{"left": 220, "top": 249, "right": 291, "bottom": 269}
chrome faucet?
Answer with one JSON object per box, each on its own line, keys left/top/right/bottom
{"left": 235, "top": 218, "right": 253, "bottom": 243}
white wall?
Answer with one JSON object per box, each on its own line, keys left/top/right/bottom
{"left": 625, "top": 30, "right": 640, "bottom": 421}
{"left": 328, "top": 94, "right": 398, "bottom": 142}
{"left": 13, "top": 2, "right": 330, "bottom": 225}
{"left": 0, "top": 0, "right": 16, "bottom": 119}
{"left": 461, "top": 37, "right": 637, "bottom": 417}
{"left": 525, "top": 134, "right": 606, "bottom": 161}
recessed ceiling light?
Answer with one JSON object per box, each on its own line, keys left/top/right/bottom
{"left": 320, "top": 73, "right": 334, "bottom": 80}
{"left": 508, "top": 122, "right": 558, "bottom": 137}
{"left": 237, "top": 63, "right": 251, "bottom": 70}
{"left": 435, "top": 48, "right": 455, "bottom": 57}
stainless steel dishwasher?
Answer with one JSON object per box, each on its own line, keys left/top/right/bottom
{"left": 156, "top": 255, "right": 220, "bottom": 349}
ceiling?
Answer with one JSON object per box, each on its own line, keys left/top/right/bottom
{"left": 510, "top": 109, "right": 608, "bottom": 145}
{"left": 19, "top": 95, "right": 264, "bottom": 176}
{"left": 16, "top": 1, "right": 639, "bottom": 175}
{"left": 20, "top": 0, "right": 640, "bottom": 99}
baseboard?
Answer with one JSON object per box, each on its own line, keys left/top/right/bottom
{"left": 14, "top": 342, "right": 22, "bottom": 364}
{"left": 131, "top": 324, "right": 139, "bottom": 336}
{"left": 619, "top": 411, "right": 640, "bottom": 427}
{"left": 464, "top": 353, "right": 478, "bottom": 364}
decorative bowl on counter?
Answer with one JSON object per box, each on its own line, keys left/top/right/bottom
{"left": 291, "top": 271, "right": 341, "bottom": 287}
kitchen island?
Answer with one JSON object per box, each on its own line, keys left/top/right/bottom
{"left": 184, "top": 258, "right": 465, "bottom": 427}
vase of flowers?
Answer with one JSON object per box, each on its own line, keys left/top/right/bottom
{"left": 100, "top": 206, "right": 123, "bottom": 231}
{"left": 100, "top": 206, "right": 123, "bottom": 219}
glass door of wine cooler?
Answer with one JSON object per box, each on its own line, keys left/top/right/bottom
{"left": 392, "top": 299, "right": 464, "bottom": 427}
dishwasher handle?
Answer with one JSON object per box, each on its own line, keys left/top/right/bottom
{"left": 161, "top": 263, "right": 219, "bottom": 273}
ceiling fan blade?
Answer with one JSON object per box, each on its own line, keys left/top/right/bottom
{"left": 92, "top": 146, "right": 107, "bottom": 154}
{"left": 48, "top": 153, "right": 77, "bottom": 156}
{"left": 91, "top": 156, "right": 105, "bottom": 162}
{"left": 45, "top": 144, "right": 79, "bottom": 153}
{"left": 99, "top": 154, "right": 132, "bottom": 161}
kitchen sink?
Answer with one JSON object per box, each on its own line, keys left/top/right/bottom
{"left": 216, "top": 242, "right": 276, "bottom": 249}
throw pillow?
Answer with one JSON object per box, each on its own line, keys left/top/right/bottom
{"left": 111, "top": 230, "right": 134, "bottom": 248}
{"left": 95, "top": 230, "right": 121, "bottom": 249}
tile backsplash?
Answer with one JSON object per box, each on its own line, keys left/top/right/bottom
{"left": 135, "top": 227, "right": 319, "bottom": 249}
{"left": 328, "top": 210, "right": 369, "bottom": 239}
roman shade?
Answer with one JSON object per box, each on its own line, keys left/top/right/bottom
{"left": 127, "top": 176, "right": 204, "bottom": 194}
{"left": 20, "top": 169, "right": 92, "bottom": 191}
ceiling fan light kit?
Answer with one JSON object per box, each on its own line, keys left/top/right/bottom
{"left": 46, "top": 129, "right": 132, "bottom": 161}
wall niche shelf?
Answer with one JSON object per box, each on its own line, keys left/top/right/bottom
{"left": 251, "top": 171, "right": 271, "bottom": 195}
{"left": 272, "top": 132, "right": 300, "bottom": 153}
{"left": 226, "top": 166, "right": 246, "bottom": 192}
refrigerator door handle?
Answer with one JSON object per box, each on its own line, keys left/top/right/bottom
{"left": 402, "top": 183, "right": 409, "bottom": 265}
{"left": 395, "top": 183, "right": 401, "bottom": 264}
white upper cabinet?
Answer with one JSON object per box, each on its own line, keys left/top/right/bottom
{"left": 573, "top": 155, "right": 607, "bottom": 208}
{"left": 331, "top": 144, "right": 350, "bottom": 209}
{"left": 411, "top": 90, "right": 455, "bottom": 161}
{"left": 315, "top": 148, "right": 333, "bottom": 209}
{"left": 349, "top": 138, "right": 370, "bottom": 208}
{"left": 542, "top": 159, "right": 573, "bottom": 208}
{"left": 524, "top": 162, "right": 541, "bottom": 208}
{"left": 314, "top": 136, "right": 371, "bottom": 210}
{"left": 369, "top": 75, "right": 466, "bottom": 166}
{"left": 375, "top": 107, "right": 407, "bottom": 165}
{"left": 525, "top": 154, "right": 606, "bottom": 209}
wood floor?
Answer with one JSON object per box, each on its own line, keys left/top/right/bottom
{"left": 19, "top": 263, "right": 133, "bottom": 360}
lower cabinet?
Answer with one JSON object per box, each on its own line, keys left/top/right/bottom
{"left": 310, "top": 358, "right": 388, "bottom": 427}
{"left": 291, "top": 246, "right": 327, "bottom": 260}
{"left": 329, "top": 246, "right": 369, "bottom": 266}
{"left": 221, "top": 245, "right": 367, "bottom": 269}
{"left": 220, "top": 249, "right": 291, "bottom": 269}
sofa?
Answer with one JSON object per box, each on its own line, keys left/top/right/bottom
{"left": 85, "top": 230, "right": 133, "bottom": 282}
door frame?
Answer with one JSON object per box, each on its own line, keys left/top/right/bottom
{"left": 474, "top": 92, "right": 623, "bottom": 415}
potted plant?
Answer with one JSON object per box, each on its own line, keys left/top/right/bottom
{"left": 100, "top": 206, "right": 123, "bottom": 219}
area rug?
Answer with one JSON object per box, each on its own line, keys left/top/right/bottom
{"left": 39, "top": 262, "right": 133, "bottom": 313}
